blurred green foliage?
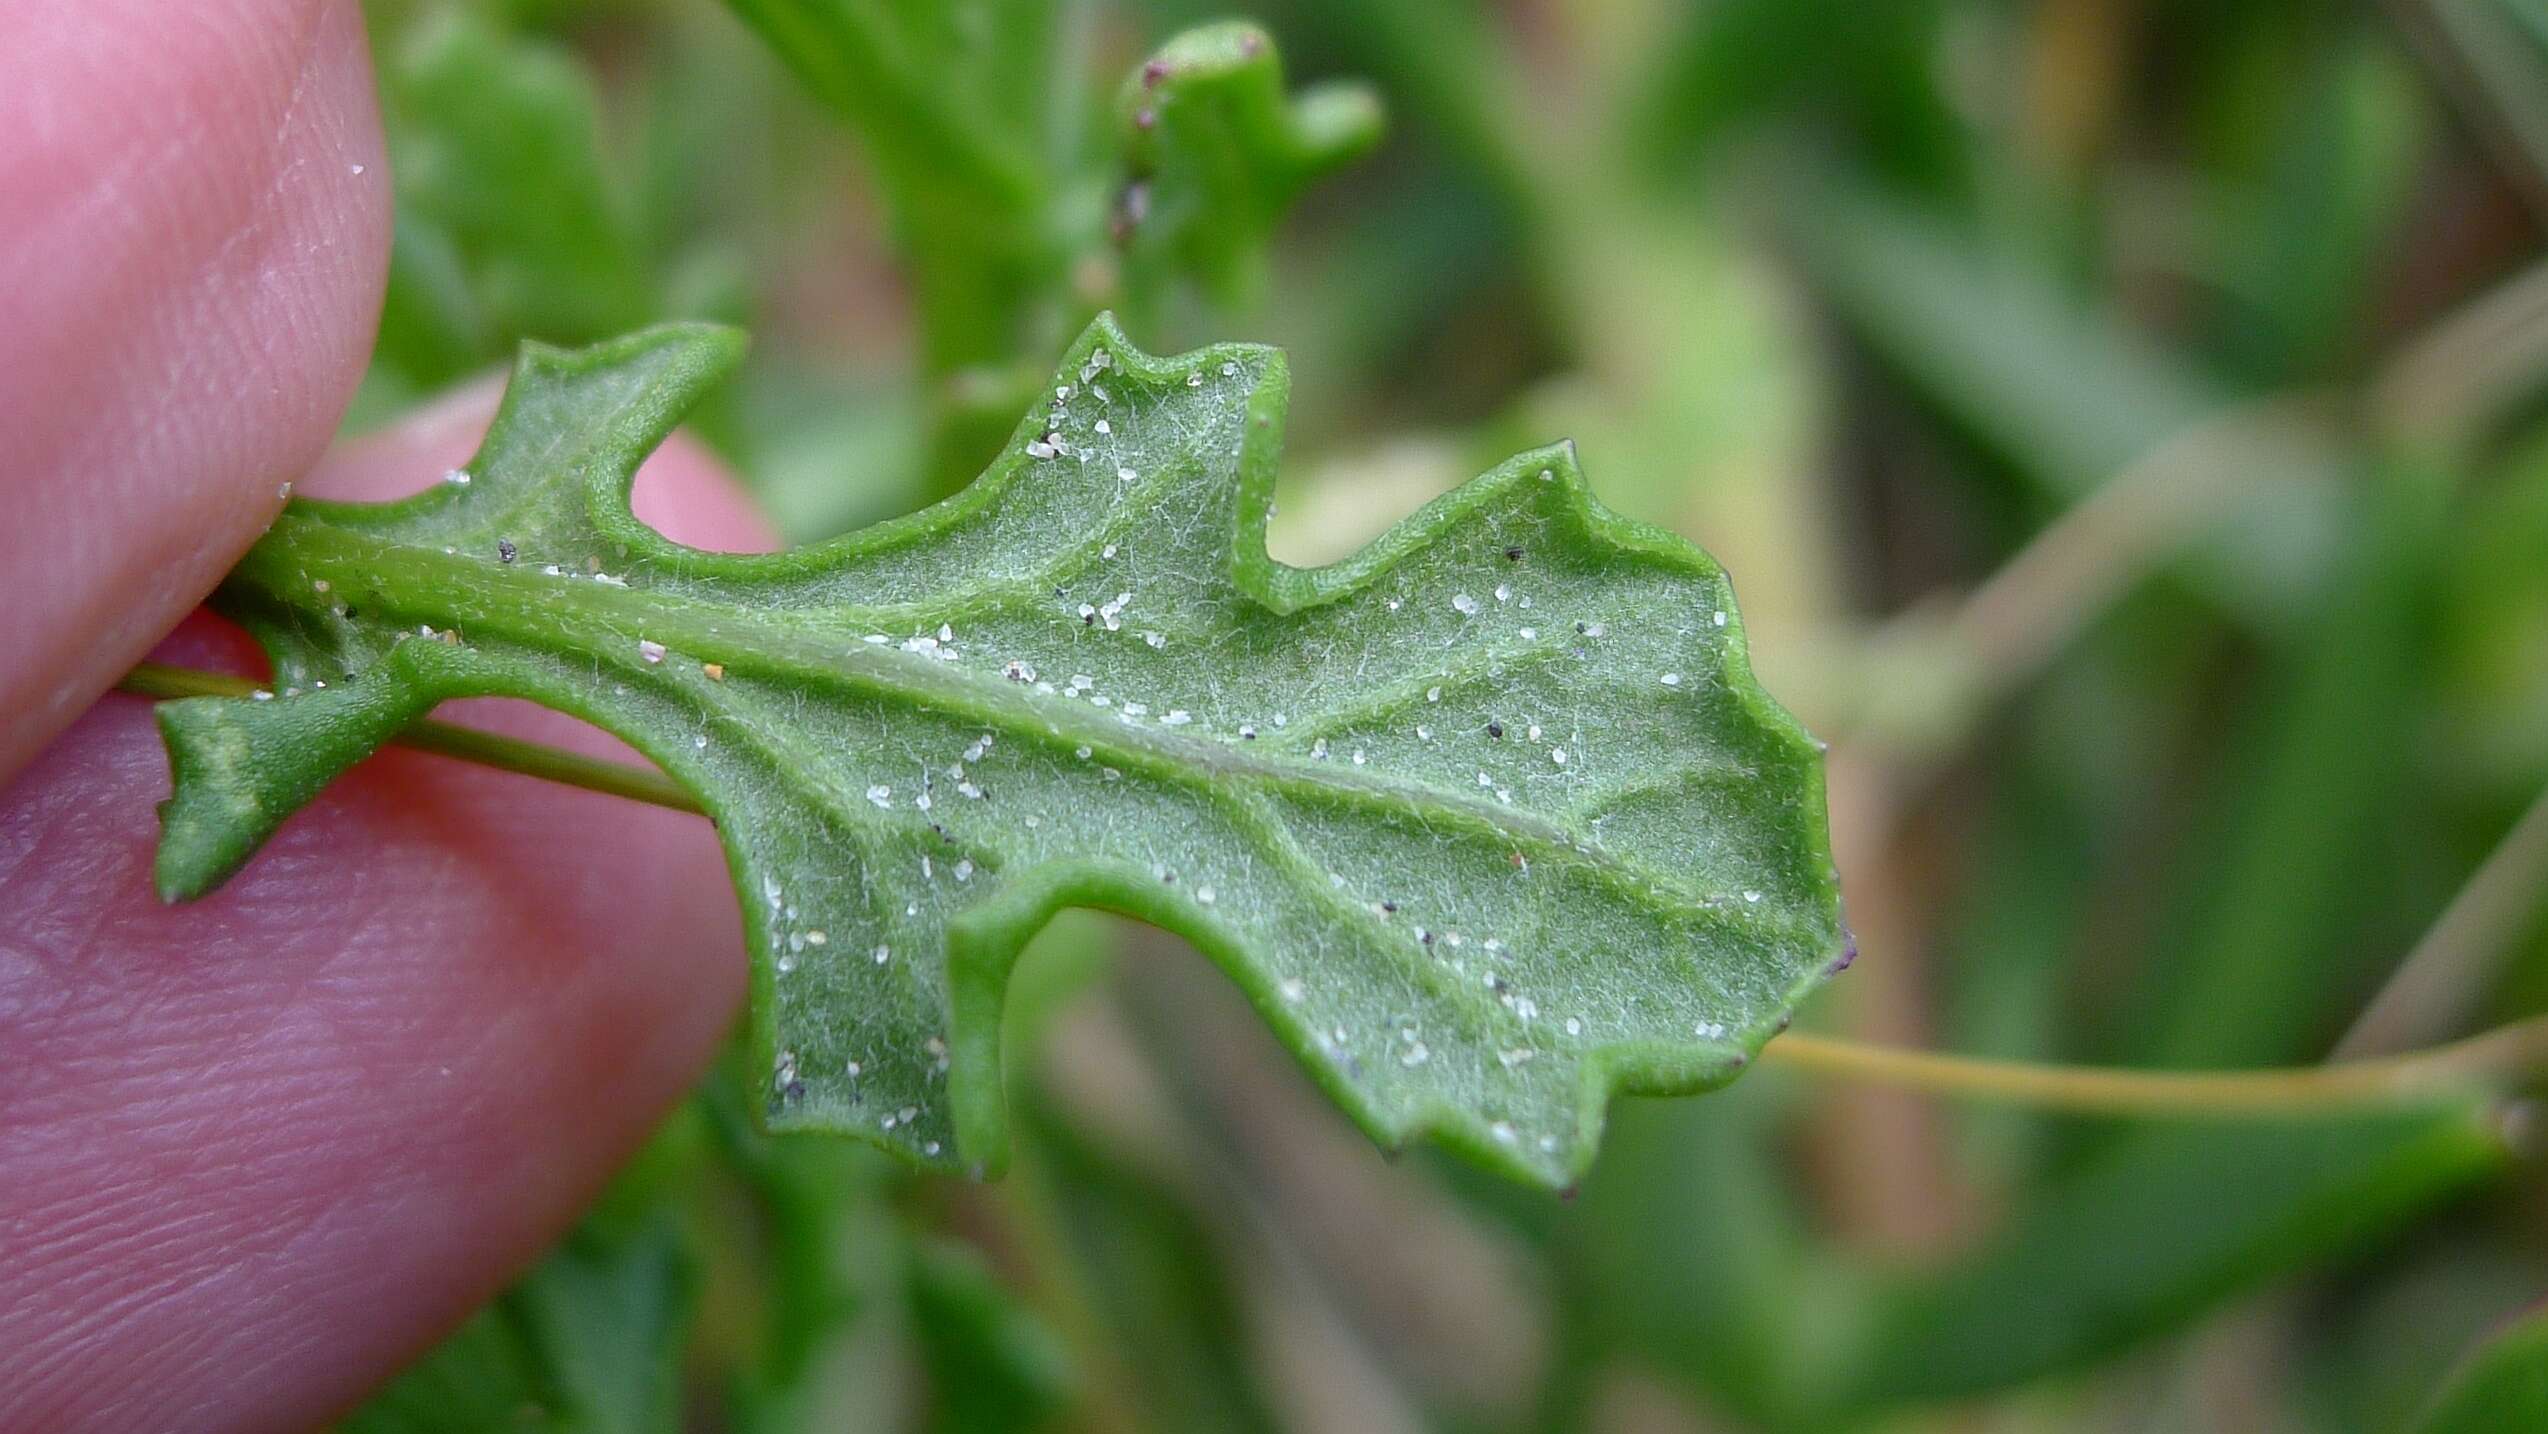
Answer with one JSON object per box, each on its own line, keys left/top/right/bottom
{"left": 2408, "top": 1300, "right": 2548, "bottom": 1433}
{"left": 344, "top": 0, "right": 2548, "bottom": 1429}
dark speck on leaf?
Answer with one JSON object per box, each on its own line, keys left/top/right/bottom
{"left": 1487, "top": 722, "right": 1504, "bottom": 739}
{"left": 1504, "top": 546, "right": 1524, "bottom": 561}
{"left": 497, "top": 538, "right": 516, "bottom": 563}
{"left": 1141, "top": 59, "right": 1170, "bottom": 86}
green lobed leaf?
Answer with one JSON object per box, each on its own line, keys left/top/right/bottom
{"left": 150, "top": 318, "right": 1846, "bottom": 1187}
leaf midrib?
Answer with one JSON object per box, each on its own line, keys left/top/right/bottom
{"left": 243, "top": 513, "right": 1801, "bottom": 931}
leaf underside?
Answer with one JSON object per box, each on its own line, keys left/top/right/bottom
{"left": 152, "top": 318, "right": 1848, "bottom": 1186}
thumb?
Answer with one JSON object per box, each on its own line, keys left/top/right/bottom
{"left": 0, "top": 384, "right": 768, "bottom": 1434}
{"left": 0, "top": 0, "right": 389, "bottom": 781}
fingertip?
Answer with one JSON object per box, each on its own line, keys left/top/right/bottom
{"left": 0, "top": 0, "right": 391, "bottom": 779}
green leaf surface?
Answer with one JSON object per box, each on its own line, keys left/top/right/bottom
{"left": 151, "top": 318, "right": 1845, "bottom": 1187}
{"left": 2409, "top": 1302, "right": 2548, "bottom": 1434}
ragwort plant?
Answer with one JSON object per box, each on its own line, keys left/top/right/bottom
{"left": 116, "top": 2, "right": 2548, "bottom": 1429}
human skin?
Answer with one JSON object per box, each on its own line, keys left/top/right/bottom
{"left": 0, "top": 4, "right": 755, "bottom": 1429}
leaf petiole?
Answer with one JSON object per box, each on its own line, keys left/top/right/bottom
{"left": 1761, "top": 1023, "right": 2548, "bottom": 1121}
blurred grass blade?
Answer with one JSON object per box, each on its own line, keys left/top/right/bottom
{"left": 1842, "top": 1108, "right": 2511, "bottom": 1410}
{"left": 1566, "top": 1089, "right": 1843, "bottom": 1429}
{"left": 2403, "top": 0, "right": 2548, "bottom": 218}
{"left": 1633, "top": 0, "right": 1968, "bottom": 193}
{"left": 693, "top": 1060, "right": 903, "bottom": 1433}
{"left": 1788, "top": 167, "right": 2340, "bottom": 622}
{"left": 2408, "top": 1302, "right": 2548, "bottom": 1433}
{"left": 373, "top": 214, "right": 490, "bottom": 396}
{"left": 717, "top": 0, "right": 1046, "bottom": 207}
{"left": 1021, "top": 1100, "right": 1287, "bottom": 1434}
{"left": 907, "top": 1237, "right": 1079, "bottom": 1432}
{"left": 2209, "top": 38, "right": 2425, "bottom": 388}
{"left": 2126, "top": 465, "right": 2442, "bottom": 1070}
{"left": 721, "top": 0, "right": 1060, "bottom": 497}
{"left": 721, "top": 4, "right": 1377, "bottom": 499}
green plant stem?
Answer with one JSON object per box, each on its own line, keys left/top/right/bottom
{"left": 1761, "top": 1020, "right": 2548, "bottom": 1117}
{"left": 117, "top": 660, "right": 2548, "bottom": 1121}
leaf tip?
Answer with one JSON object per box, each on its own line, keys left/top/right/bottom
{"left": 150, "top": 699, "right": 267, "bottom": 903}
